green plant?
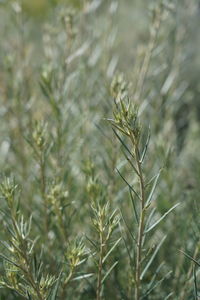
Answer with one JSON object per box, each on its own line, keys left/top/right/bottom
{"left": 0, "top": 0, "right": 200, "bottom": 299}
{"left": 108, "top": 74, "right": 179, "bottom": 299}
{"left": 0, "top": 177, "right": 56, "bottom": 299}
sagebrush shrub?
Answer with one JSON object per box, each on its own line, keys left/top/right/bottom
{"left": 0, "top": 1, "right": 200, "bottom": 299}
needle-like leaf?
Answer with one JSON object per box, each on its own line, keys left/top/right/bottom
{"left": 145, "top": 203, "right": 180, "bottom": 233}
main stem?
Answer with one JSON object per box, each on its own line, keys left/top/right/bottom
{"left": 61, "top": 268, "right": 74, "bottom": 299}
{"left": 131, "top": 134, "right": 145, "bottom": 300}
{"left": 97, "top": 232, "right": 104, "bottom": 300}
{"left": 135, "top": 146, "right": 145, "bottom": 300}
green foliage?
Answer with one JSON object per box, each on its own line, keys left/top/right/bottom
{"left": 0, "top": 0, "right": 200, "bottom": 299}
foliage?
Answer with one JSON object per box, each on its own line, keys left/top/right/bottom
{"left": 0, "top": 0, "right": 200, "bottom": 299}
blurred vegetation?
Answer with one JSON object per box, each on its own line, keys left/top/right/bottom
{"left": 0, "top": 0, "right": 200, "bottom": 299}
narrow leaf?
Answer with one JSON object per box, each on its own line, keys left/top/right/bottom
{"left": 140, "top": 127, "right": 150, "bottom": 163}
{"left": 116, "top": 168, "right": 141, "bottom": 201}
{"left": 0, "top": 254, "right": 20, "bottom": 268}
{"left": 72, "top": 273, "right": 94, "bottom": 281}
{"left": 106, "top": 119, "right": 129, "bottom": 136}
{"left": 146, "top": 262, "right": 165, "bottom": 291}
{"left": 145, "top": 203, "right": 180, "bottom": 233}
{"left": 48, "top": 271, "right": 62, "bottom": 300}
{"left": 145, "top": 208, "right": 156, "bottom": 231}
{"left": 142, "top": 271, "right": 172, "bottom": 298}
{"left": 102, "top": 261, "right": 118, "bottom": 284}
{"left": 180, "top": 250, "right": 200, "bottom": 267}
{"left": 85, "top": 235, "right": 98, "bottom": 250}
{"left": 112, "top": 129, "right": 134, "bottom": 160}
{"left": 164, "top": 292, "right": 174, "bottom": 300}
{"left": 102, "top": 238, "right": 122, "bottom": 264}
{"left": 140, "top": 235, "right": 166, "bottom": 280}
{"left": 146, "top": 170, "right": 161, "bottom": 207}
{"left": 26, "top": 290, "right": 32, "bottom": 300}
{"left": 119, "top": 223, "right": 135, "bottom": 266}
{"left": 129, "top": 187, "right": 139, "bottom": 224}
{"left": 120, "top": 210, "right": 136, "bottom": 242}
{"left": 122, "top": 150, "right": 139, "bottom": 176}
